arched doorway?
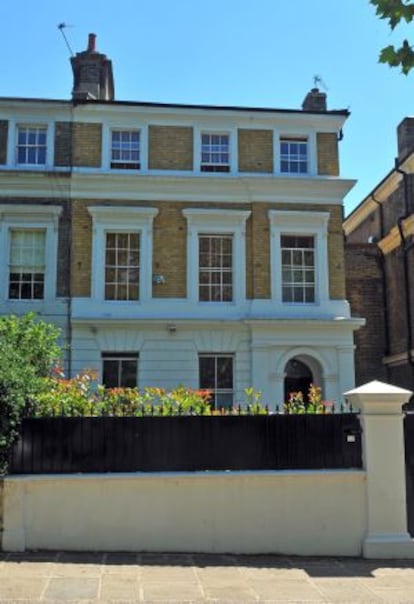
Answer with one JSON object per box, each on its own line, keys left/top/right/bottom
{"left": 284, "top": 358, "right": 313, "bottom": 403}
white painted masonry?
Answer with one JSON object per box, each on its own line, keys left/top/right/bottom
{"left": 2, "top": 380, "right": 413, "bottom": 557}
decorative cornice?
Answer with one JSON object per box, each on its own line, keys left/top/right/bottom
{"left": 0, "top": 171, "right": 356, "bottom": 204}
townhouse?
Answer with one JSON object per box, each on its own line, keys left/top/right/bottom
{"left": 0, "top": 34, "right": 363, "bottom": 408}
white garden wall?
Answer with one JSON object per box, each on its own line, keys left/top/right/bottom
{"left": 2, "top": 470, "right": 365, "bottom": 555}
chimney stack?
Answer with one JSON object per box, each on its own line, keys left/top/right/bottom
{"left": 397, "top": 117, "right": 414, "bottom": 162}
{"left": 71, "top": 33, "right": 114, "bottom": 101}
{"left": 302, "top": 88, "right": 327, "bottom": 112}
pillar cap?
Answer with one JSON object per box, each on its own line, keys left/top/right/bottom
{"left": 345, "top": 380, "right": 412, "bottom": 414}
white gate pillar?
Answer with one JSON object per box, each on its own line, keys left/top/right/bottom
{"left": 345, "top": 380, "right": 414, "bottom": 558}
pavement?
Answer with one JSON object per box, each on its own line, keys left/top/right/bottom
{"left": 1, "top": 551, "right": 414, "bottom": 603}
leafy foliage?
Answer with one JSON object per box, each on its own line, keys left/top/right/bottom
{"left": 371, "top": 0, "right": 414, "bottom": 74}
{"left": 284, "top": 384, "right": 334, "bottom": 414}
{"left": 0, "top": 314, "right": 61, "bottom": 473}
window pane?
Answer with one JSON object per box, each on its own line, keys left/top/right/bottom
{"left": 199, "top": 357, "right": 215, "bottom": 389}
{"left": 121, "top": 360, "right": 138, "bottom": 387}
{"left": 105, "top": 232, "right": 140, "bottom": 300}
{"left": 217, "top": 357, "right": 233, "bottom": 389}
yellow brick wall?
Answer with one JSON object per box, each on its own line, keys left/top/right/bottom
{"left": 246, "top": 203, "right": 345, "bottom": 301}
{"left": 238, "top": 129, "right": 273, "bottom": 173}
{"left": 246, "top": 204, "right": 271, "bottom": 298}
{"left": 73, "top": 123, "right": 102, "bottom": 168}
{"left": 71, "top": 200, "right": 93, "bottom": 296}
{"left": 153, "top": 203, "right": 187, "bottom": 298}
{"left": 70, "top": 200, "right": 345, "bottom": 301}
{"left": 148, "top": 126, "right": 193, "bottom": 170}
{"left": 317, "top": 133, "right": 339, "bottom": 176}
{"left": 326, "top": 205, "right": 346, "bottom": 299}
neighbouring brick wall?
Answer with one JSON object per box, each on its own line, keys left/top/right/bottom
{"left": 73, "top": 123, "right": 102, "bottom": 168}
{"left": 389, "top": 363, "right": 414, "bottom": 392}
{"left": 384, "top": 246, "right": 409, "bottom": 357}
{"left": 54, "top": 122, "right": 73, "bottom": 166}
{"left": 148, "top": 126, "right": 193, "bottom": 170}
{"left": 317, "top": 133, "right": 339, "bottom": 176}
{"left": 238, "top": 129, "right": 273, "bottom": 173}
{"left": 345, "top": 209, "right": 382, "bottom": 244}
{"left": 153, "top": 203, "right": 187, "bottom": 298}
{"left": 0, "top": 120, "right": 8, "bottom": 164}
{"left": 345, "top": 243, "right": 387, "bottom": 385}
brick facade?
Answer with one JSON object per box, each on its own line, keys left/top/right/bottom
{"left": 238, "top": 129, "right": 273, "bottom": 173}
{"left": 70, "top": 199, "right": 345, "bottom": 302}
{"left": 54, "top": 122, "right": 73, "bottom": 167}
{"left": 345, "top": 243, "right": 387, "bottom": 385}
{"left": 344, "top": 118, "right": 414, "bottom": 392}
{"left": 317, "top": 133, "right": 339, "bottom": 176}
{"left": 71, "top": 200, "right": 93, "bottom": 297}
{"left": 0, "top": 120, "right": 8, "bottom": 165}
{"left": 153, "top": 202, "right": 187, "bottom": 298}
{"left": 148, "top": 126, "right": 193, "bottom": 170}
{"left": 73, "top": 123, "right": 102, "bottom": 168}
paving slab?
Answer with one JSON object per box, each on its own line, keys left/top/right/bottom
{"left": 0, "top": 551, "right": 414, "bottom": 601}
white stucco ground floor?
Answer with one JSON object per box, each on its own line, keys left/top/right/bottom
{"left": 66, "top": 318, "right": 360, "bottom": 409}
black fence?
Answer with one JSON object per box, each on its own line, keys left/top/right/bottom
{"left": 9, "top": 414, "right": 362, "bottom": 474}
{"left": 404, "top": 413, "right": 414, "bottom": 536}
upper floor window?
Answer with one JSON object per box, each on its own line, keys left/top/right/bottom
{"left": 9, "top": 229, "right": 46, "bottom": 300}
{"left": 105, "top": 232, "right": 140, "bottom": 301}
{"left": 280, "top": 137, "right": 308, "bottom": 174}
{"left": 183, "top": 209, "right": 250, "bottom": 304}
{"left": 88, "top": 206, "right": 158, "bottom": 303}
{"left": 201, "top": 133, "right": 230, "bottom": 172}
{"left": 269, "top": 210, "right": 330, "bottom": 306}
{"left": 111, "top": 129, "right": 140, "bottom": 170}
{"left": 281, "top": 235, "right": 315, "bottom": 303}
{"left": 102, "top": 352, "right": 138, "bottom": 388}
{"left": 199, "top": 353, "right": 234, "bottom": 409}
{"left": 0, "top": 204, "right": 61, "bottom": 302}
{"left": 199, "top": 235, "right": 233, "bottom": 302}
{"left": 17, "top": 125, "right": 47, "bottom": 166}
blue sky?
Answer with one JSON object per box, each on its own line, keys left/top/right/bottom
{"left": 1, "top": 0, "right": 413, "bottom": 215}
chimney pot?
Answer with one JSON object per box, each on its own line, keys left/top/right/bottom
{"left": 88, "top": 33, "right": 96, "bottom": 52}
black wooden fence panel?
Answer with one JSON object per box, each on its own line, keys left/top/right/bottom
{"left": 10, "top": 414, "right": 362, "bottom": 474}
{"left": 404, "top": 413, "right": 414, "bottom": 537}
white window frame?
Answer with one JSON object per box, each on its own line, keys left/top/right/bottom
{"left": 9, "top": 229, "right": 47, "bottom": 300}
{"left": 102, "top": 124, "right": 148, "bottom": 171}
{"left": 110, "top": 129, "right": 141, "bottom": 170}
{"left": 194, "top": 127, "right": 237, "bottom": 174}
{"left": 280, "top": 234, "right": 316, "bottom": 303}
{"left": 7, "top": 120, "right": 54, "bottom": 169}
{"left": 104, "top": 232, "right": 141, "bottom": 301}
{"left": 198, "top": 233, "right": 233, "bottom": 302}
{"left": 0, "top": 205, "right": 61, "bottom": 302}
{"left": 183, "top": 208, "right": 250, "bottom": 304}
{"left": 274, "top": 131, "right": 317, "bottom": 176}
{"left": 88, "top": 206, "right": 158, "bottom": 303}
{"left": 268, "top": 210, "right": 330, "bottom": 305}
{"left": 198, "top": 353, "right": 234, "bottom": 409}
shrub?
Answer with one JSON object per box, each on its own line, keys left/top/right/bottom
{"left": 0, "top": 314, "right": 61, "bottom": 473}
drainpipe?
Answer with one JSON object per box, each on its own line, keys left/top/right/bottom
{"left": 66, "top": 103, "right": 75, "bottom": 378}
{"left": 394, "top": 163, "right": 414, "bottom": 374}
{"left": 370, "top": 193, "right": 390, "bottom": 380}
